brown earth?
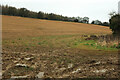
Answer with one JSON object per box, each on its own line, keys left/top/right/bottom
{"left": 2, "top": 15, "right": 119, "bottom": 79}
{"left": 2, "top": 46, "right": 119, "bottom": 79}
{"left": 2, "top": 15, "right": 112, "bottom": 39}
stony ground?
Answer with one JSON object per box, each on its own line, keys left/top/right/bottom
{"left": 2, "top": 46, "right": 119, "bottom": 79}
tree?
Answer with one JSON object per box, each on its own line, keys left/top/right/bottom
{"left": 8, "top": 6, "right": 17, "bottom": 16}
{"left": 102, "top": 22, "right": 109, "bottom": 26}
{"left": 76, "top": 17, "right": 83, "bottom": 23}
{"left": 91, "top": 20, "right": 102, "bottom": 25}
{"left": 91, "top": 20, "right": 95, "bottom": 24}
{"left": 47, "top": 13, "right": 56, "bottom": 20}
{"left": 109, "top": 11, "right": 116, "bottom": 17}
{"left": 37, "top": 11, "right": 44, "bottom": 19}
{"left": 1, "top": 5, "right": 91, "bottom": 23}
{"left": 74, "top": 19, "right": 79, "bottom": 22}
{"left": 2, "top": 5, "right": 9, "bottom": 15}
{"left": 28, "top": 11, "right": 38, "bottom": 18}
{"left": 109, "top": 14, "right": 120, "bottom": 34}
{"left": 18, "top": 8, "right": 29, "bottom": 17}
{"left": 83, "top": 17, "right": 89, "bottom": 23}
{"left": 0, "top": 5, "right": 1, "bottom": 15}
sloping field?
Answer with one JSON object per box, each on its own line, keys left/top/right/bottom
{"left": 2, "top": 15, "right": 119, "bottom": 79}
{"left": 2, "top": 15, "right": 112, "bottom": 39}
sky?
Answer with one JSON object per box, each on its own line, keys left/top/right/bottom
{"left": 1, "top": 0, "right": 120, "bottom": 22}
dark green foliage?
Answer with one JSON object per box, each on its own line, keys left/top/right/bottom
{"left": 91, "top": 20, "right": 109, "bottom": 26}
{"left": 8, "top": 6, "right": 18, "bottom": 16}
{"left": 102, "top": 22, "right": 109, "bottom": 26}
{"left": 1, "top": 5, "right": 9, "bottom": 15}
{"left": 28, "top": 11, "right": 38, "bottom": 18}
{"left": 74, "top": 19, "right": 79, "bottom": 22}
{"left": 38, "top": 11, "right": 44, "bottom": 19}
{"left": 91, "top": 21, "right": 94, "bottom": 24}
{"left": 47, "top": 13, "right": 57, "bottom": 20}
{"left": 18, "top": 8, "right": 29, "bottom": 17}
{"left": 1, "top": 5, "right": 73, "bottom": 22}
{"left": 91, "top": 20, "right": 102, "bottom": 25}
{"left": 109, "top": 14, "right": 120, "bottom": 34}
{"left": 1, "top": 5, "right": 90, "bottom": 23}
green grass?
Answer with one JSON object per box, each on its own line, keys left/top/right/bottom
{"left": 72, "top": 39, "right": 118, "bottom": 51}
{"left": 3, "top": 34, "right": 119, "bottom": 51}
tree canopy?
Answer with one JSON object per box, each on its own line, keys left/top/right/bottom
{"left": 0, "top": 5, "right": 91, "bottom": 24}
{"left": 109, "top": 14, "right": 120, "bottom": 34}
{"left": 1, "top": 5, "right": 110, "bottom": 27}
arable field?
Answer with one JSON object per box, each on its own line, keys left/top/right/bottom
{"left": 2, "top": 15, "right": 119, "bottom": 79}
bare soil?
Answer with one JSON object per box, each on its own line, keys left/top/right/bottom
{"left": 2, "top": 15, "right": 119, "bottom": 79}
{"left": 2, "top": 46, "right": 119, "bottom": 78}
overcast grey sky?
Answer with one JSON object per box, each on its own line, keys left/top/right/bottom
{"left": 1, "top": 0, "right": 119, "bottom": 22}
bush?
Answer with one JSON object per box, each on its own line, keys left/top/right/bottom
{"left": 109, "top": 14, "right": 120, "bottom": 35}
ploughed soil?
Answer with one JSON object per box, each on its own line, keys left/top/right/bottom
{"left": 2, "top": 46, "right": 119, "bottom": 79}
{"left": 2, "top": 15, "right": 119, "bottom": 79}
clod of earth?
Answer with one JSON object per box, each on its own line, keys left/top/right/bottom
{"left": 11, "top": 75, "right": 28, "bottom": 78}
{"left": 36, "top": 72, "right": 44, "bottom": 78}
{"left": 24, "top": 57, "right": 34, "bottom": 61}
{"left": 68, "top": 63, "right": 73, "bottom": 68}
{"left": 15, "top": 64, "right": 28, "bottom": 67}
{"left": 17, "top": 58, "right": 21, "bottom": 61}
{"left": 93, "top": 69, "right": 107, "bottom": 73}
{"left": 72, "top": 68, "right": 81, "bottom": 73}
{"left": 88, "top": 60, "right": 96, "bottom": 64}
{"left": 94, "top": 61, "right": 101, "bottom": 65}
{"left": 59, "top": 68, "right": 66, "bottom": 71}
{"left": 13, "top": 61, "right": 18, "bottom": 64}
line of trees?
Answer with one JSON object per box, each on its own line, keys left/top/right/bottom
{"left": 91, "top": 20, "right": 109, "bottom": 26}
{"left": 0, "top": 5, "right": 110, "bottom": 26}
{"left": 1, "top": 5, "right": 70, "bottom": 21}
{"left": 1, "top": 5, "right": 90, "bottom": 23}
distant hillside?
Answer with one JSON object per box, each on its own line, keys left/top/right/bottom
{"left": 2, "top": 15, "right": 112, "bottom": 39}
